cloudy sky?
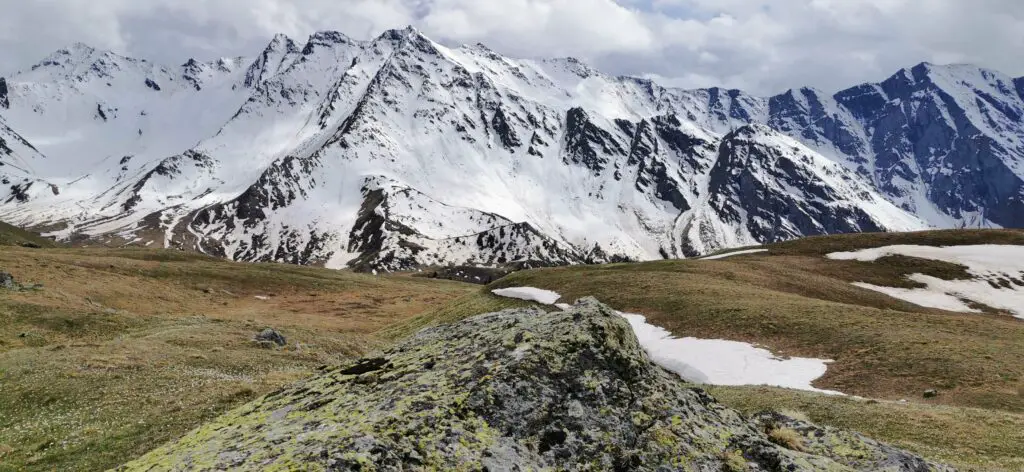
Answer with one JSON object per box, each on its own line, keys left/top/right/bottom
{"left": 1, "top": 0, "right": 1022, "bottom": 95}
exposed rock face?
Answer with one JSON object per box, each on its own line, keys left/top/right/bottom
{"left": 563, "top": 107, "right": 626, "bottom": 173}
{"left": 119, "top": 299, "right": 952, "bottom": 471}
{"left": 342, "top": 180, "right": 590, "bottom": 272}
{"left": 707, "top": 125, "right": 899, "bottom": 243}
{"left": 0, "top": 78, "right": 9, "bottom": 109}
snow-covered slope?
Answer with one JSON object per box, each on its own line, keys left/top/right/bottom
{"left": 829, "top": 245, "right": 1024, "bottom": 318}
{"left": 0, "top": 27, "right": 1020, "bottom": 270}
{"left": 0, "top": 117, "right": 56, "bottom": 204}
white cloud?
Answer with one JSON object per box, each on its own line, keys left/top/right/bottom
{"left": 0, "top": 0, "right": 1022, "bottom": 95}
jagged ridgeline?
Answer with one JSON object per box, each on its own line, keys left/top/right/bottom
{"left": 1, "top": 27, "right": 1023, "bottom": 271}
{"left": 120, "top": 299, "right": 951, "bottom": 471}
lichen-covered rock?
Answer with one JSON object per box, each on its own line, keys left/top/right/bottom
{"left": 119, "top": 298, "right": 954, "bottom": 471}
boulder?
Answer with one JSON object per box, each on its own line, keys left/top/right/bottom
{"left": 254, "top": 328, "right": 286, "bottom": 347}
{"left": 0, "top": 271, "right": 16, "bottom": 290}
{"left": 121, "top": 298, "right": 954, "bottom": 471}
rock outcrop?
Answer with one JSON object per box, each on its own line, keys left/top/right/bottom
{"left": 119, "top": 299, "right": 952, "bottom": 471}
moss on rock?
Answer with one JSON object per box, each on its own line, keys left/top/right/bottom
{"left": 119, "top": 298, "right": 954, "bottom": 471}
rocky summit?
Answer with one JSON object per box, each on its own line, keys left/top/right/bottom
{"left": 119, "top": 298, "right": 952, "bottom": 471}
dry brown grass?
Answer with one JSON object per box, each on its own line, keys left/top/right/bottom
{"left": 0, "top": 246, "right": 475, "bottom": 471}
{"left": 766, "top": 426, "right": 806, "bottom": 452}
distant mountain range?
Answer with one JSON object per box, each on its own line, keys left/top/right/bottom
{"left": 2, "top": 27, "right": 1022, "bottom": 270}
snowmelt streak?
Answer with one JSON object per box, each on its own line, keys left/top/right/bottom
{"left": 700, "top": 248, "right": 769, "bottom": 260}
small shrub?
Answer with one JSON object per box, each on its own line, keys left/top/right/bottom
{"left": 227, "top": 386, "right": 255, "bottom": 401}
{"left": 768, "top": 427, "right": 806, "bottom": 452}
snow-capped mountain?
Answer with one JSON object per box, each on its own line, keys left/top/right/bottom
{"left": 1, "top": 27, "right": 1021, "bottom": 270}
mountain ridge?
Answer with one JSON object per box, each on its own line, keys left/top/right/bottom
{"left": 1, "top": 28, "right": 1022, "bottom": 270}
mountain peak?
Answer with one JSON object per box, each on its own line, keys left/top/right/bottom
{"left": 270, "top": 32, "right": 292, "bottom": 43}
{"left": 900, "top": 61, "right": 999, "bottom": 82}
{"left": 374, "top": 25, "right": 441, "bottom": 56}
{"left": 308, "top": 30, "right": 352, "bottom": 44}
{"left": 542, "top": 56, "right": 598, "bottom": 79}
{"left": 33, "top": 42, "right": 99, "bottom": 67}
{"left": 66, "top": 42, "right": 98, "bottom": 54}
{"left": 267, "top": 33, "right": 301, "bottom": 53}
{"left": 300, "top": 31, "right": 355, "bottom": 55}
{"left": 2, "top": 31, "right": 1021, "bottom": 271}
{"left": 376, "top": 25, "right": 431, "bottom": 43}
{"left": 23, "top": 42, "right": 144, "bottom": 80}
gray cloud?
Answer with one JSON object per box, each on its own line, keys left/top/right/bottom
{"left": 0, "top": 0, "right": 1022, "bottom": 94}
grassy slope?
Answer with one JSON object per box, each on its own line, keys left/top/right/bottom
{"left": 0, "top": 247, "right": 475, "bottom": 471}
{"left": 0, "top": 221, "right": 59, "bottom": 248}
{"left": 707, "top": 386, "right": 1024, "bottom": 472}
{"left": 2, "top": 228, "right": 1023, "bottom": 470}
{"left": 492, "top": 229, "right": 1024, "bottom": 412}
{"left": 418, "top": 229, "right": 1023, "bottom": 470}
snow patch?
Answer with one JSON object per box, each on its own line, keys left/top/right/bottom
{"left": 829, "top": 245, "right": 1024, "bottom": 318}
{"left": 491, "top": 287, "right": 561, "bottom": 305}
{"left": 620, "top": 311, "right": 842, "bottom": 395}
{"left": 851, "top": 282, "right": 979, "bottom": 313}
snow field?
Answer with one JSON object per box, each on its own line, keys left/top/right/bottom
{"left": 828, "top": 245, "right": 1024, "bottom": 318}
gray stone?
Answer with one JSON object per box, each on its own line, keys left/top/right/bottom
{"left": 254, "top": 328, "right": 286, "bottom": 347}
{"left": 0, "top": 271, "right": 17, "bottom": 290}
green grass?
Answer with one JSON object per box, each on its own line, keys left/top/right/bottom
{"left": 0, "top": 247, "right": 475, "bottom": 471}
{"left": 707, "top": 386, "right": 1024, "bottom": 472}
{"left": 469, "top": 229, "right": 1024, "bottom": 469}
{"left": 2, "top": 228, "right": 1022, "bottom": 470}
{"left": 767, "top": 228, "right": 1024, "bottom": 256}
{"left": 0, "top": 307, "right": 344, "bottom": 471}
{"left": 0, "top": 221, "right": 59, "bottom": 249}
{"left": 482, "top": 230, "right": 1024, "bottom": 413}
{"left": 377, "top": 291, "right": 543, "bottom": 342}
